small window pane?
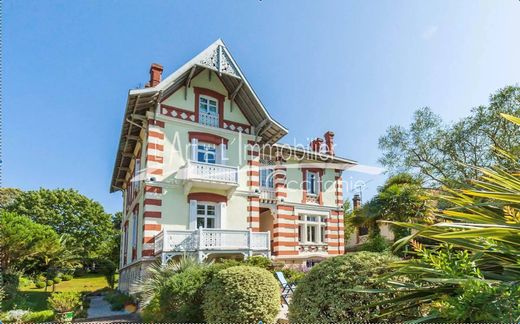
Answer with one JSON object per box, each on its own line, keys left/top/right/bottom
{"left": 197, "top": 205, "right": 205, "bottom": 215}
{"left": 320, "top": 226, "right": 325, "bottom": 243}
{"left": 307, "top": 225, "right": 316, "bottom": 242}
{"left": 206, "top": 218, "right": 215, "bottom": 228}
{"left": 197, "top": 217, "right": 205, "bottom": 228}
{"left": 298, "top": 225, "right": 304, "bottom": 243}
{"left": 207, "top": 205, "right": 215, "bottom": 215}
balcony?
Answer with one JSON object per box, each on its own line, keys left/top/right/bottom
{"left": 180, "top": 160, "right": 239, "bottom": 194}
{"left": 199, "top": 112, "right": 219, "bottom": 128}
{"left": 260, "top": 187, "right": 276, "bottom": 203}
{"left": 154, "top": 228, "right": 270, "bottom": 262}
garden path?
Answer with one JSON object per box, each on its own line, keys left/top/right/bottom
{"left": 86, "top": 295, "right": 129, "bottom": 319}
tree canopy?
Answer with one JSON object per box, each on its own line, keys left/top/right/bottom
{"left": 0, "top": 211, "right": 62, "bottom": 271}
{"left": 379, "top": 85, "right": 520, "bottom": 187}
{"left": 347, "top": 173, "right": 431, "bottom": 241}
{"left": 7, "top": 188, "right": 115, "bottom": 261}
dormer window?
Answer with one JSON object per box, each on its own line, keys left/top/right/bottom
{"left": 199, "top": 96, "right": 218, "bottom": 114}
{"left": 199, "top": 96, "right": 219, "bottom": 127}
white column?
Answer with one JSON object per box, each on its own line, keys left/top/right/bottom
{"left": 191, "top": 138, "right": 198, "bottom": 161}
{"left": 217, "top": 202, "right": 226, "bottom": 229}
{"left": 189, "top": 200, "right": 197, "bottom": 230}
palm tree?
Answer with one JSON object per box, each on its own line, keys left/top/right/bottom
{"left": 376, "top": 114, "right": 520, "bottom": 322}
{"left": 132, "top": 255, "right": 202, "bottom": 307}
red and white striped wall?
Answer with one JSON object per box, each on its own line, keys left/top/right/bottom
{"left": 273, "top": 204, "right": 299, "bottom": 257}
{"left": 247, "top": 140, "right": 260, "bottom": 231}
{"left": 327, "top": 209, "right": 344, "bottom": 255}
{"left": 142, "top": 119, "right": 165, "bottom": 257}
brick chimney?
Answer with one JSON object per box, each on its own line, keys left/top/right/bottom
{"left": 352, "top": 194, "right": 361, "bottom": 210}
{"left": 149, "top": 63, "right": 163, "bottom": 87}
{"left": 324, "top": 131, "right": 335, "bottom": 155}
{"left": 310, "top": 138, "right": 324, "bottom": 152}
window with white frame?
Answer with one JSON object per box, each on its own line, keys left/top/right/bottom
{"left": 196, "top": 203, "right": 216, "bottom": 228}
{"left": 260, "top": 168, "right": 274, "bottom": 188}
{"left": 307, "top": 171, "right": 320, "bottom": 195}
{"left": 298, "top": 215, "right": 327, "bottom": 244}
{"left": 260, "top": 158, "right": 275, "bottom": 188}
{"left": 197, "top": 143, "right": 217, "bottom": 164}
{"left": 199, "top": 96, "right": 218, "bottom": 115}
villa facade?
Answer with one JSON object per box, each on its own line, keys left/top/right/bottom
{"left": 110, "top": 40, "right": 357, "bottom": 292}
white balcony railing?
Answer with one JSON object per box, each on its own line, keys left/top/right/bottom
{"left": 154, "top": 228, "right": 270, "bottom": 254}
{"left": 199, "top": 112, "right": 219, "bottom": 128}
{"left": 260, "top": 187, "right": 276, "bottom": 201}
{"left": 186, "top": 160, "right": 238, "bottom": 184}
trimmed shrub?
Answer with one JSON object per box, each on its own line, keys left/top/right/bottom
{"left": 35, "top": 281, "right": 46, "bottom": 289}
{"left": 19, "top": 276, "right": 33, "bottom": 288}
{"left": 46, "top": 279, "right": 54, "bottom": 286}
{"left": 62, "top": 274, "right": 73, "bottom": 281}
{"left": 158, "top": 264, "right": 211, "bottom": 322}
{"left": 104, "top": 291, "right": 134, "bottom": 311}
{"left": 289, "top": 252, "right": 400, "bottom": 322}
{"left": 203, "top": 266, "right": 279, "bottom": 323}
{"left": 22, "top": 310, "right": 54, "bottom": 322}
{"left": 244, "top": 255, "right": 272, "bottom": 269}
{"left": 360, "top": 234, "right": 390, "bottom": 252}
{"left": 48, "top": 291, "right": 81, "bottom": 313}
{"left": 53, "top": 277, "right": 62, "bottom": 284}
{"left": 36, "top": 274, "right": 46, "bottom": 282}
{"left": 141, "top": 296, "right": 160, "bottom": 323}
{"left": 280, "top": 267, "right": 305, "bottom": 284}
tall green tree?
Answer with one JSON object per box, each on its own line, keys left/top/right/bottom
{"left": 8, "top": 188, "right": 115, "bottom": 262}
{"left": 376, "top": 114, "right": 520, "bottom": 322}
{"left": 379, "top": 85, "right": 520, "bottom": 187}
{"left": 346, "top": 173, "right": 431, "bottom": 241}
{"left": 0, "top": 188, "right": 22, "bottom": 210}
{"left": 0, "top": 211, "right": 62, "bottom": 271}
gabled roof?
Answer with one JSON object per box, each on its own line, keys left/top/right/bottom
{"left": 110, "top": 39, "right": 288, "bottom": 192}
{"left": 132, "top": 39, "right": 289, "bottom": 142}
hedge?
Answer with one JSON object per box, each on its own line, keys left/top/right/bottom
{"left": 288, "top": 252, "right": 401, "bottom": 322}
{"left": 22, "top": 310, "right": 54, "bottom": 322}
{"left": 203, "top": 266, "right": 279, "bottom": 323}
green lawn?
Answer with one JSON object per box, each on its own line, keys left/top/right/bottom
{"left": 6, "top": 274, "right": 109, "bottom": 312}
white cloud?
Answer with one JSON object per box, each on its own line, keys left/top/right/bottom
{"left": 422, "top": 25, "right": 438, "bottom": 40}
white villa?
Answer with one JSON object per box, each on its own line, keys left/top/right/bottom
{"left": 110, "top": 40, "right": 358, "bottom": 292}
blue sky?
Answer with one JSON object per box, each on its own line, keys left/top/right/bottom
{"left": 4, "top": 0, "right": 520, "bottom": 214}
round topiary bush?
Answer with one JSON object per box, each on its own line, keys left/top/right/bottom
{"left": 53, "top": 277, "right": 62, "bottom": 284}
{"left": 62, "top": 274, "right": 73, "bottom": 281}
{"left": 46, "top": 279, "right": 54, "bottom": 287}
{"left": 203, "top": 265, "right": 279, "bottom": 323}
{"left": 35, "top": 281, "right": 46, "bottom": 289}
{"left": 289, "top": 252, "right": 400, "bottom": 322}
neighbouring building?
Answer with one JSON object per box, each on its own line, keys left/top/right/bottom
{"left": 110, "top": 39, "right": 358, "bottom": 293}
{"left": 344, "top": 194, "right": 395, "bottom": 249}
